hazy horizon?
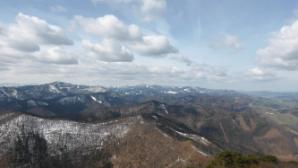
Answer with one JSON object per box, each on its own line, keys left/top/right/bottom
{"left": 1, "top": 80, "right": 298, "bottom": 93}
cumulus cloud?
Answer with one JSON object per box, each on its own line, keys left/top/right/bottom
{"left": 9, "top": 13, "right": 73, "bottom": 49}
{"left": 0, "top": 13, "right": 73, "bottom": 54}
{"left": 211, "top": 34, "right": 242, "bottom": 50}
{"left": 91, "top": 0, "right": 166, "bottom": 21}
{"left": 131, "top": 35, "right": 178, "bottom": 56}
{"left": 257, "top": 20, "right": 298, "bottom": 71}
{"left": 0, "top": 41, "right": 24, "bottom": 59}
{"left": 82, "top": 40, "right": 134, "bottom": 62}
{"left": 246, "top": 67, "right": 277, "bottom": 81}
{"left": 34, "top": 47, "right": 78, "bottom": 65}
{"left": 75, "top": 15, "right": 141, "bottom": 41}
{"left": 0, "top": 13, "right": 76, "bottom": 65}
{"left": 75, "top": 14, "right": 177, "bottom": 60}
{"left": 50, "top": 5, "right": 67, "bottom": 13}
{"left": 0, "top": 8, "right": 232, "bottom": 87}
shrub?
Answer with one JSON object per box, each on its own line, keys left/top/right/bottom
{"left": 206, "top": 151, "right": 279, "bottom": 168}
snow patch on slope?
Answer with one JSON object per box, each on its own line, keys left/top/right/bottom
{"left": 173, "top": 129, "right": 211, "bottom": 146}
{"left": 90, "top": 95, "right": 103, "bottom": 104}
{"left": 48, "top": 84, "right": 61, "bottom": 93}
{"left": 166, "top": 91, "right": 178, "bottom": 95}
{"left": 160, "top": 104, "right": 169, "bottom": 114}
{"left": 0, "top": 114, "right": 137, "bottom": 156}
{"left": 83, "top": 86, "right": 106, "bottom": 93}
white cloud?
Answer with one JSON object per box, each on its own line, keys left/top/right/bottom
{"left": 11, "top": 13, "right": 72, "bottom": 47}
{"left": 0, "top": 13, "right": 73, "bottom": 54}
{"left": 10, "top": 41, "right": 40, "bottom": 52}
{"left": 211, "top": 34, "right": 242, "bottom": 50}
{"left": 34, "top": 47, "right": 78, "bottom": 65}
{"left": 82, "top": 40, "right": 134, "bottom": 62}
{"left": 0, "top": 59, "right": 230, "bottom": 87}
{"left": 131, "top": 35, "right": 178, "bottom": 56}
{"left": 75, "top": 15, "right": 141, "bottom": 41}
{"left": 75, "top": 14, "right": 177, "bottom": 58}
{"left": 0, "top": 13, "right": 75, "bottom": 65}
{"left": 257, "top": 20, "right": 298, "bottom": 70}
{"left": 0, "top": 42, "right": 23, "bottom": 59}
{"left": 50, "top": 5, "right": 67, "bottom": 13}
{"left": 246, "top": 67, "right": 276, "bottom": 81}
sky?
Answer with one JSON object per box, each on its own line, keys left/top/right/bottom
{"left": 0, "top": 0, "right": 298, "bottom": 91}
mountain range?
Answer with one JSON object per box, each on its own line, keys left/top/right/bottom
{"left": 0, "top": 82, "right": 298, "bottom": 167}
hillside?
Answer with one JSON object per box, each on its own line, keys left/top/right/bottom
{"left": 0, "top": 82, "right": 297, "bottom": 167}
